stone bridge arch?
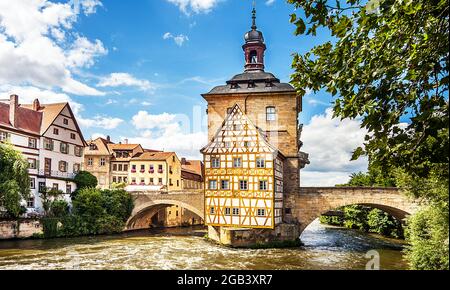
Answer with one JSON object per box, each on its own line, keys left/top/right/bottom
{"left": 125, "top": 190, "right": 204, "bottom": 231}
{"left": 290, "top": 187, "right": 421, "bottom": 234}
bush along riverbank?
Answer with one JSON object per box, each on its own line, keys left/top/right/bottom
{"left": 319, "top": 205, "right": 404, "bottom": 239}
{"left": 40, "top": 188, "right": 134, "bottom": 239}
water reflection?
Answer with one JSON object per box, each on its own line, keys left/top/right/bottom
{"left": 0, "top": 220, "right": 408, "bottom": 270}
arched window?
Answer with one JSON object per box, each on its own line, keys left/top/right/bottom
{"left": 266, "top": 106, "right": 277, "bottom": 121}
{"left": 249, "top": 50, "right": 258, "bottom": 63}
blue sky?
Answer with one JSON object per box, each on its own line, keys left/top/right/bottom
{"left": 0, "top": 0, "right": 368, "bottom": 185}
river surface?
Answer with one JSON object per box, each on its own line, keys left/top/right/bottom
{"left": 0, "top": 220, "right": 408, "bottom": 270}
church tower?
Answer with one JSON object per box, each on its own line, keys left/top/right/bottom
{"left": 201, "top": 5, "right": 309, "bottom": 246}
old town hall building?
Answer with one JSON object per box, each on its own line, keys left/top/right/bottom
{"left": 201, "top": 7, "right": 309, "bottom": 245}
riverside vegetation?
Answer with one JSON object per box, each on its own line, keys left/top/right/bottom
{"left": 289, "top": 0, "right": 449, "bottom": 270}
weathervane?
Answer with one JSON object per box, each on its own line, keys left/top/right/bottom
{"left": 252, "top": 0, "right": 257, "bottom": 30}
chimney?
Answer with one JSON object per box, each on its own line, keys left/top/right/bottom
{"left": 32, "top": 98, "right": 41, "bottom": 111}
{"left": 181, "top": 158, "right": 187, "bottom": 165}
{"left": 124, "top": 138, "right": 128, "bottom": 144}
{"left": 9, "top": 94, "right": 19, "bottom": 128}
{"left": 106, "top": 135, "right": 111, "bottom": 142}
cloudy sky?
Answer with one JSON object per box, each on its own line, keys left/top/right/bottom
{"left": 0, "top": 0, "right": 368, "bottom": 186}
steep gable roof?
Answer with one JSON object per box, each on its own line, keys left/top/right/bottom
{"left": 85, "top": 137, "right": 113, "bottom": 156}
{"left": 0, "top": 102, "right": 42, "bottom": 135}
{"left": 200, "top": 103, "right": 283, "bottom": 156}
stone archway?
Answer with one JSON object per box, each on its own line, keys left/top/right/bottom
{"left": 290, "top": 187, "right": 421, "bottom": 234}
{"left": 125, "top": 191, "right": 204, "bottom": 231}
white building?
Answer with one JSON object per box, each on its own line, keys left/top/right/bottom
{"left": 0, "top": 95, "right": 85, "bottom": 215}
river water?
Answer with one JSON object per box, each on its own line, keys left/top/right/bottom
{"left": 0, "top": 220, "right": 408, "bottom": 270}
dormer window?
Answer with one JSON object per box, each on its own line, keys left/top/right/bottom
{"left": 89, "top": 144, "right": 97, "bottom": 150}
{"left": 247, "top": 81, "right": 255, "bottom": 88}
{"left": 230, "top": 83, "right": 239, "bottom": 89}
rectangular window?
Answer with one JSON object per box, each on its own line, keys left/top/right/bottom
{"left": 233, "top": 124, "right": 242, "bottom": 131}
{"left": 131, "top": 178, "right": 136, "bottom": 184}
{"left": 63, "top": 118, "right": 69, "bottom": 125}
{"left": 38, "top": 182, "right": 46, "bottom": 193}
{"left": 73, "top": 163, "right": 80, "bottom": 173}
{"left": 70, "top": 133, "right": 76, "bottom": 140}
{"left": 259, "top": 180, "right": 268, "bottom": 191}
{"left": 60, "top": 142, "right": 68, "bottom": 154}
{"left": 158, "top": 178, "right": 163, "bottom": 184}
{"left": 233, "top": 158, "right": 242, "bottom": 168}
{"left": 140, "top": 178, "right": 145, "bottom": 185}
{"left": 266, "top": 107, "right": 277, "bottom": 121}
{"left": 140, "top": 165, "right": 145, "bottom": 172}
{"left": 158, "top": 164, "right": 163, "bottom": 173}
{"left": 221, "top": 180, "right": 229, "bottom": 190}
{"left": 27, "top": 197, "right": 35, "bottom": 208}
{"left": 30, "top": 178, "right": 35, "bottom": 189}
{"left": 224, "top": 207, "right": 231, "bottom": 216}
{"left": 150, "top": 178, "right": 154, "bottom": 184}
{"left": 257, "top": 209, "right": 266, "bottom": 217}
{"left": 210, "top": 207, "right": 215, "bottom": 215}
{"left": 117, "top": 176, "right": 122, "bottom": 183}
{"left": 113, "top": 176, "right": 117, "bottom": 183}
{"left": 44, "top": 138, "right": 53, "bottom": 151}
{"left": 232, "top": 208, "right": 239, "bottom": 216}
{"left": 100, "top": 158, "right": 106, "bottom": 166}
{"left": 53, "top": 128, "right": 59, "bottom": 135}
{"left": 124, "top": 164, "right": 128, "bottom": 171}
{"left": 209, "top": 180, "right": 217, "bottom": 190}
{"left": 169, "top": 178, "right": 173, "bottom": 186}
{"left": 59, "top": 161, "right": 67, "bottom": 172}
{"left": 256, "top": 158, "right": 266, "bottom": 168}
{"left": 211, "top": 158, "right": 220, "bottom": 168}
{"left": 0, "top": 131, "right": 10, "bottom": 142}
{"left": 177, "top": 180, "right": 179, "bottom": 187}
{"left": 52, "top": 183, "right": 59, "bottom": 191}
{"left": 239, "top": 180, "right": 248, "bottom": 190}
{"left": 131, "top": 165, "right": 136, "bottom": 172}
{"left": 74, "top": 146, "right": 82, "bottom": 157}
{"left": 66, "top": 184, "right": 71, "bottom": 195}
{"left": 119, "top": 164, "right": 123, "bottom": 171}
{"left": 87, "top": 158, "right": 93, "bottom": 166}
{"left": 149, "top": 164, "right": 154, "bottom": 173}
{"left": 28, "top": 138, "right": 37, "bottom": 148}
{"left": 112, "top": 164, "right": 117, "bottom": 171}
{"left": 28, "top": 158, "right": 37, "bottom": 169}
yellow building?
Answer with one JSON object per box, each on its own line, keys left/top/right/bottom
{"left": 108, "top": 143, "right": 144, "bottom": 186}
{"left": 84, "top": 137, "right": 113, "bottom": 189}
{"left": 201, "top": 104, "right": 284, "bottom": 229}
{"left": 128, "top": 151, "right": 182, "bottom": 191}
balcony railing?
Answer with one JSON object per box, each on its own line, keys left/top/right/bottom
{"left": 38, "top": 170, "right": 76, "bottom": 179}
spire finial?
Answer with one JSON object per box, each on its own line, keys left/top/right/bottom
{"left": 251, "top": 0, "right": 257, "bottom": 30}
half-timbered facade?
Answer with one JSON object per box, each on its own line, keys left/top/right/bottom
{"left": 202, "top": 104, "right": 284, "bottom": 229}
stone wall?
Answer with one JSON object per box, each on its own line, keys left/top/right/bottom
{"left": 293, "top": 187, "right": 421, "bottom": 233}
{"left": 0, "top": 219, "right": 42, "bottom": 239}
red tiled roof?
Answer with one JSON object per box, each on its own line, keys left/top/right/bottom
{"left": 181, "top": 160, "right": 204, "bottom": 177}
{"left": 0, "top": 102, "right": 42, "bottom": 135}
{"left": 131, "top": 151, "right": 175, "bottom": 161}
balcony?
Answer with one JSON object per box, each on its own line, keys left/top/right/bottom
{"left": 38, "top": 170, "right": 76, "bottom": 180}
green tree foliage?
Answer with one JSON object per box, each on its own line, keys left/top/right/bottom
{"left": 289, "top": 0, "right": 449, "bottom": 176}
{"left": 289, "top": 0, "right": 449, "bottom": 269}
{"left": 50, "top": 200, "right": 70, "bottom": 218}
{"left": 367, "top": 208, "right": 403, "bottom": 238}
{"left": 0, "top": 143, "right": 30, "bottom": 218}
{"left": 343, "top": 205, "right": 370, "bottom": 231}
{"left": 59, "top": 188, "right": 134, "bottom": 236}
{"left": 73, "top": 171, "right": 98, "bottom": 191}
{"left": 40, "top": 187, "right": 65, "bottom": 217}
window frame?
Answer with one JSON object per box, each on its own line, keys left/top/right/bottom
{"left": 266, "top": 106, "right": 277, "bottom": 122}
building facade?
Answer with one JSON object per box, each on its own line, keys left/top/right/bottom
{"left": 201, "top": 8, "right": 309, "bottom": 243}
{"left": 0, "top": 95, "right": 85, "bottom": 215}
{"left": 84, "top": 137, "right": 114, "bottom": 189}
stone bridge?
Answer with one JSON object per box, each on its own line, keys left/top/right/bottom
{"left": 289, "top": 187, "right": 421, "bottom": 234}
{"left": 125, "top": 190, "right": 204, "bottom": 230}
{"left": 124, "top": 187, "right": 420, "bottom": 234}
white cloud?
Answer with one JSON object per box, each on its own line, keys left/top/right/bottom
{"left": 91, "top": 133, "right": 107, "bottom": 140}
{"left": 132, "top": 111, "right": 177, "bottom": 130}
{"left": 265, "top": 0, "right": 276, "bottom": 5}
{"left": 128, "top": 111, "right": 207, "bottom": 159}
{"left": 163, "top": 32, "right": 189, "bottom": 46}
{"left": 79, "top": 0, "right": 103, "bottom": 15}
{"left": 301, "top": 108, "right": 368, "bottom": 186}
{"left": 167, "top": 0, "right": 222, "bottom": 15}
{"left": 97, "top": 73, "right": 155, "bottom": 92}
{"left": 141, "top": 101, "right": 152, "bottom": 106}
{"left": 78, "top": 115, "right": 124, "bottom": 130}
{"left": 0, "top": 0, "right": 106, "bottom": 96}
